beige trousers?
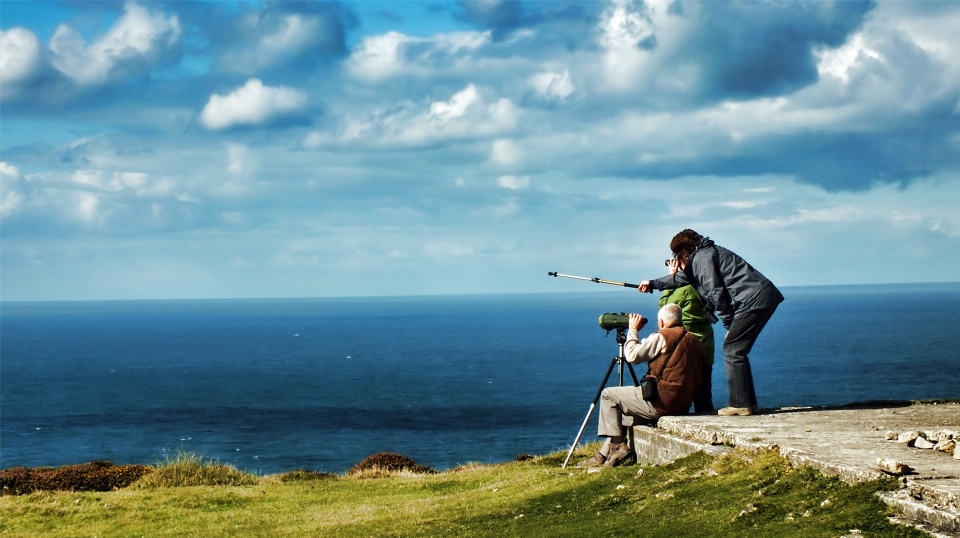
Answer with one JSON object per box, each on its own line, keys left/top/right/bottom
{"left": 598, "top": 386, "right": 660, "bottom": 438}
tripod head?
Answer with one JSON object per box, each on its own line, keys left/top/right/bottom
{"left": 612, "top": 327, "right": 627, "bottom": 345}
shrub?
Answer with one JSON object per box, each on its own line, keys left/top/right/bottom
{"left": 348, "top": 453, "right": 436, "bottom": 475}
{"left": 134, "top": 451, "right": 258, "bottom": 489}
{"left": 0, "top": 461, "right": 153, "bottom": 495}
{"left": 278, "top": 469, "right": 338, "bottom": 482}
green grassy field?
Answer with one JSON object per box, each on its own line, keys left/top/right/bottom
{"left": 0, "top": 447, "right": 924, "bottom": 537}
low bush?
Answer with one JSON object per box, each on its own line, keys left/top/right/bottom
{"left": 348, "top": 452, "right": 436, "bottom": 475}
{"left": 0, "top": 461, "right": 153, "bottom": 495}
{"left": 134, "top": 451, "right": 258, "bottom": 489}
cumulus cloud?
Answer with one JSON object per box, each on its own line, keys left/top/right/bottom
{"left": 0, "top": 27, "right": 44, "bottom": 99}
{"left": 215, "top": 3, "right": 349, "bottom": 74}
{"left": 48, "top": 2, "right": 181, "bottom": 85}
{"left": 200, "top": 79, "right": 307, "bottom": 130}
{"left": 308, "top": 83, "right": 517, "bottom": 147}
{"left": 345, "top": 30, "right": 490, "bottom": 82}
{"left": 529, "top": 68, "right": 574, "bottom": 100}
{"left": 816, "top": 32, "right": 883, "bottom": 84}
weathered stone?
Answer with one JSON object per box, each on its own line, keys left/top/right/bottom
{"left": 898, "top": 431, "right": 920, "bottom": 445}
{"left": 877, "top": 458, "right": 913, "bottom": 475}
{"left": 914, "top": 437, "right": 936, "bottom": 449}
{"left": 933, "top": 439, "right": 956, "bottom": 454}
{"left": 885, "top": 430, "right": 898, "bottom": 441}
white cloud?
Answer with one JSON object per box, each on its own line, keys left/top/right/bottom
{"left": 345, "top": 30, "right": 491, "bottom": 82}
{"left": 346, "top": 31, "right": 409, "bottom": 81}
{"left": 529, "top": 68, "right": 574, "bottom": 100}
{"left": 200, "top": 79, "right": 307, "bottom": 130}
{"left": 313, "top": 84, "right": 517, "bottom": 147}
{"left": 497, "top": 175, "right": 529, "bottom": 189}
{"left": 48, "top": 2, "right": 181, "bottom": 85}
{"left": 0, "top": 27, "right": 43, "bottom": 97}
{"left": 0, "top": 161, "right": 24, "bottom": 218}
{"left": 598, "top": 0, "right": 656, "bottom": 89}
{"left": 258, "top": 14, "right": 319, "bottom": 59}
{"left": 221, "top": 13, "right": 327, "bottom": 73}
{"left": 816, "top": 33, "right": 883, "bottom": 84}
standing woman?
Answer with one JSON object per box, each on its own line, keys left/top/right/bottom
{"left": 639, "top": 230, "right": 783, "bottom": 416}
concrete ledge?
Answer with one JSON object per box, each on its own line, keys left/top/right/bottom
{"left": 631, "top": 425, "right": 731, "bottom": 466}
{"left": 878, "top": 491, "right": 960, "bottom": 536}
{"left": 630, "top": 403, "right": 960, "bottom": 536}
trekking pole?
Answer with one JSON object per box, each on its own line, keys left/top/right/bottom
{"left": 547, "top": 272, "right": 640, "bottom": 289}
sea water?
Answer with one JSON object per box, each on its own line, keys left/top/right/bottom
{"left": 2, "top": 284, "right": 958, "bottom": 474}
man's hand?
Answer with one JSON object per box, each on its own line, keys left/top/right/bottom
{"left": 666, "top": 259, "right": 680, "bottom": 275}
{"left": 638, "top": 281, "right": 653, "bottom": 293}
{"left": 628, "top": 313, "right": 647, "bottom": 330}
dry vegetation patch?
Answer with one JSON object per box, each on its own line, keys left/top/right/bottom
{"left": 0, "top": 461, "right": 153, "bottom": 495}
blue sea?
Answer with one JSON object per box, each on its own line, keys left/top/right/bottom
{"left": 2, "top": 284, "right": 959, "bottom": 475}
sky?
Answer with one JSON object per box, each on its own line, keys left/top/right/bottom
{"left": 1, "top": 0, "right": 959, "bottom": 301}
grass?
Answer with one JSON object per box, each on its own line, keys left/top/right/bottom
{"left": 0, "top": 447, "right": 926, "bottom": 538}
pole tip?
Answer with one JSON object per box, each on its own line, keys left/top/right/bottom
{"left": 548, "top": 271, "right": 557, "bottom": 276}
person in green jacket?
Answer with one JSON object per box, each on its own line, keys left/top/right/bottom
{"left": 659, "top": 282, "right": 714, "bottom": 413}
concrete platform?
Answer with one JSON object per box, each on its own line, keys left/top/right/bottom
{"left": 630, "top": 402, "right": 960, "bottom": 536}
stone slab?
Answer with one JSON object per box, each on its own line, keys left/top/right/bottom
{"left": 635, "top": 402, "right": 960, "bottom": 535}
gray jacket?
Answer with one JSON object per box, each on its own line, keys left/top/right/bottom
{"left": 650, "top": 237, "right": 783, "bottom": 329}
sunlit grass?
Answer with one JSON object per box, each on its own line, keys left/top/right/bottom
{"left": 0, "top": 446, "right": 925, "bottom": 538}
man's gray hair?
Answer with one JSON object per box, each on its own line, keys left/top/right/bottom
{"left": 658, "top": 303, "right": 682, "bottom": 326}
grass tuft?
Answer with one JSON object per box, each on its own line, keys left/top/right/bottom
{"left": 133, "top": 451, "right": 258, "bottom": 489}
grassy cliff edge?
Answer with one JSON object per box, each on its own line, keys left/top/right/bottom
{"left": 0, "top": 446, "right": 924, "bottom": 537}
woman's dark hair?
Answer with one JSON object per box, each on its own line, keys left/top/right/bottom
{"left": 669, "top": 229, "right": 703, "bottom": 256}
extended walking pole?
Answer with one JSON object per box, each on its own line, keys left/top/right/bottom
{"left": 548, "top": 271, "right": 640, "bottom": 289}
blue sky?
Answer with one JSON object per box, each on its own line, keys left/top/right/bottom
{"left": 2, "top": 0, "right": 959, "bottom": 301}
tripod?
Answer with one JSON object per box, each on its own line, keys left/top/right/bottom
{"left": 562, "top": 328, "right": 641, "bottom": 468}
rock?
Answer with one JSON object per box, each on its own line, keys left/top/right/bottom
{"left": 877, "top": 458, "right": 913, "bottom": 475}
{"left": 897, "top": 431, "right": 920, "bottom": 445}
{"left": 933, "top": 439, "right": 956, "bottom": 454}
{"left": 913, "top": 437, "right": 936, "bottom": 449}
{"left": 885, "top": 430, "right": 898, "bottom": 441}
{"left": 955, "top": 447, "right": 960, "bottom": 460}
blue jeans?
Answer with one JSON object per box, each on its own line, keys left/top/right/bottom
{"left": 723, "top": 304, "right": 778, "bottom": 408}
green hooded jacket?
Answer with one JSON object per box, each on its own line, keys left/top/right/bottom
{"left": 659, "top": 285, "right": 715, "bottom": 365}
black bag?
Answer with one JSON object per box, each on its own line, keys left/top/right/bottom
{"left": 640, "top": 376, "right": 657, "bottom": 401}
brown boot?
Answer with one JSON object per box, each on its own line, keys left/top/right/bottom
{"left": 603, "top": 443, "right": 635, "bottom": 467}
{"left": 576, "top": 452, "right": 607, "bottom": 468}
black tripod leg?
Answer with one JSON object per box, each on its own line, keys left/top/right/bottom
{"left": 562, "top": 357, "right": 619, "bottom": 468}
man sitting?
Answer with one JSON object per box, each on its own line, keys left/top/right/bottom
{"left": 579, "top": 303, "right": 704, "bottom": 467}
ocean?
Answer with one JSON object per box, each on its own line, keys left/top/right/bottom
{"left": 2, "top": 284, "right": 958, "bottom": 474}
